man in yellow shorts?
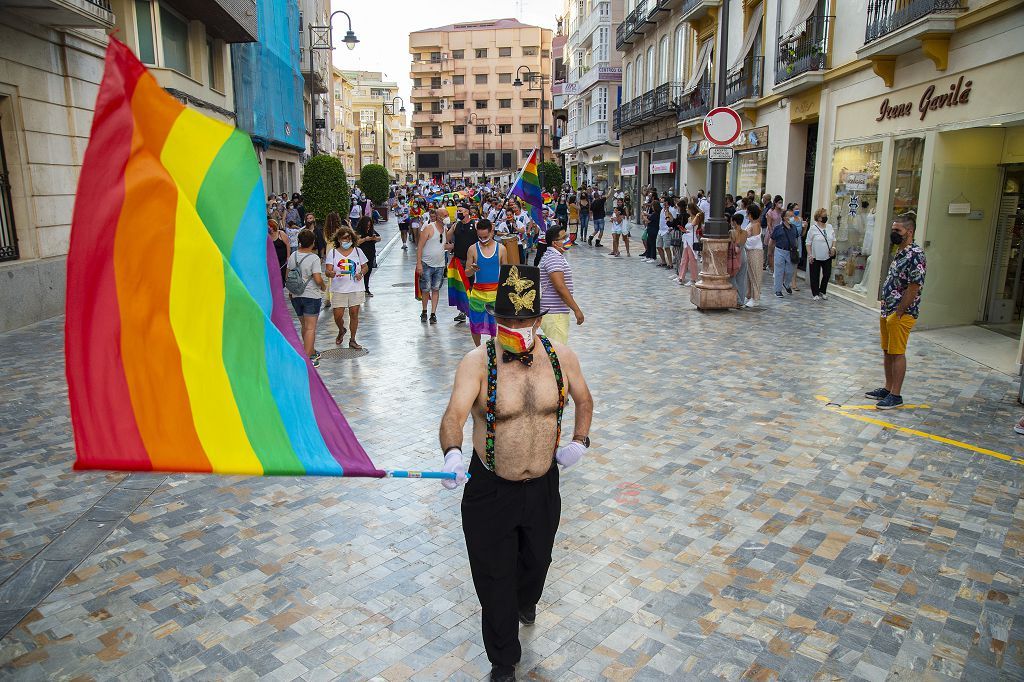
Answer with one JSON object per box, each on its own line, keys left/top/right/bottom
{"left": 865, "top": 214, "right": 925, "bottom": 410}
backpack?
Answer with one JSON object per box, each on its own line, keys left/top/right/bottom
{"left": 285, "top": 252, "right": 314, "bottom": 296}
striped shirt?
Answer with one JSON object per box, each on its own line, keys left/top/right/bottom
{"left": 539, "top": 248, "right": 573, "bottom": 315}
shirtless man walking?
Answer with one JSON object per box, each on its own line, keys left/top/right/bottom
{"left": 439, "top": 264, "right": 594, "bottom": 682}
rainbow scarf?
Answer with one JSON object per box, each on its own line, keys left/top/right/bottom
{"left": 65, "top": 39, "right": 382, "bottom": 478}
{"left": 447, "top": 257, "right": 471, "bottom": 313}
{"left": 510, "top": 149, "right": 546, "bottom": 232}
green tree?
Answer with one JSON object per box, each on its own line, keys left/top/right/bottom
{"left": 300, "top": 154, "right": 349, "bottom": 220}
{"left": 537, "top": 160, "right": 564, "bottom": 193}
{"left": 359, "top": 164, "right": 390, "bottom": 205}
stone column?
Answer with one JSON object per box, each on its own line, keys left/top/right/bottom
{"left": 690, "top": 237, "right": 737, "bottom": 310}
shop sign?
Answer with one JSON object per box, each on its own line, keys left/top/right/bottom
{"left": 621, "top": 164, "right": 638, "bottom": 176}
{"left": 948, "top": 201, "right": 971, "bottom": 215}
{"left": 593, "top": 154, "right": 603, "bottom": 162}
{"left": 688, "top": 140, "right": 711, "bottom": 159}
{"left": 708, "top": 146, "right": 734, "bottom": 161}
{"left": 650, "top": 162, "right": 676, "bottom": 174}
{"left": 732, "top": 126, "right": 768, "bottom": 151}
{"left": 876, "top": 75, "right": 972, "bottom": 123}
{"left": 845, "top": 172, "right": 868, "bottom": 191}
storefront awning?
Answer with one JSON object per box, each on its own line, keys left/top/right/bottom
{"left": 729, "top": 3, "right": 764, "bottom": 72}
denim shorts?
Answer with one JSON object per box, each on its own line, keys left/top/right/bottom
{"left": 420, "top": 264, "right": 445, "bottom": 291}
{"left": 291, "top": 295, "right": 321, "bottom": 317}
{"left": 592, "top": 218, "right": 605, "bottom": 232}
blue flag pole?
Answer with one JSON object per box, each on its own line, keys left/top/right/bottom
{"left": 384, "top": 470, "right": 471, "bottom": 480}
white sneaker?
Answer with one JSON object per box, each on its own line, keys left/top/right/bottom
{"left": 669, "top": 275, "right": 680, "bottom": 281}
{"left": 682, "top": 281, "right": 693, "bottom": 287}
{"left": 821, "top": 293, "right": 828, "bottom": 300}
{"left": 744, "top": 299, "right": 755, "bottom": 308}
{"left": 812, "top": 295, "right": 820, "bottom": 300}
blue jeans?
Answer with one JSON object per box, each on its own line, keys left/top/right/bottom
{"left": 592, "top": 218, "right": 605, "bottom": 238}
{"left": 730, "top": 246, "right": 748, "bottom": 306}
{"left": 773, "top": 247, "right": 794, "bottom": 294}
{"left": 579, "top": 213, "right": 590, "bottom": 240}
{"left": 419, "top": 264, "right": 445, "bottom": 291}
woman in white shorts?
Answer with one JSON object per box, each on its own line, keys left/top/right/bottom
{"left": 325, "top": 226, "right": 369, "bottom": 350}
{"left": 609, "top": 207, "right": 631, "bottom": 257}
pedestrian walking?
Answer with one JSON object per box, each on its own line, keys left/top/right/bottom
{"left": 578, "top": 192, "right": 591, "bottom": 243}
{"left": 396, "top": 199, "right": 411, "bottom": 250}
{"left": 743, "top": 204, "right": 764, "bottom": 306}
{"left": 447, "top": 206, "right": 477, "bottom": 323}
{"left": 866, "top": 214, "right": 925, "bottom": 410}
{"left": 285, "top": 228, "right": 326, "bottom": 367}
{"left": 538, "top": 225, "right": 584, "bottom": 344}
{"left": 589, "top": 192, "right": 606, "bottom": 247}
{"left": 656, "top": 196, "right": 678, "bottom": 268}
{"left": 806, "top": 209, "right": 836, "bottom": 300}
{"left": 608, "top": 207, "right": 631, "bottom": 257}
{"left": 269, "top": 219, "right": 289, "bottom": 286}
{"left": 417, "top": 209, "right": 448, "bottom": 324}
{"left": 771, "top": 208, "right": 800, "bottom": 297}
{"left": 438, "top": 263, "right": 594, "bottom": 682}
{"left": 729, "top": 212, "right": 748, "bottom": 308}
{"left": 677, "top": 210, "right": 702, "bottom": 287}
{"left": 466, "top": 219, "right": 507, "bottom": 346}
{"left": 355, "top": 216, "right": 380, "bottom": 297}
{"left": 325, "top": 226, "right": 368, "bottom": 350}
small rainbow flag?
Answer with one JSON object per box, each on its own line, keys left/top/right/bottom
{"left": 66, "top": 38, "right": 383, "bottom": 478}
{"left": 447, "top": 258, "right": 471, "bottom": 314}
{"left": 510, "top": 149, "right": 546, "bottom": 232}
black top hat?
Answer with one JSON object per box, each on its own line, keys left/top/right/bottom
{"left": 486, "top": 264, "right": 548, "bottom": 320}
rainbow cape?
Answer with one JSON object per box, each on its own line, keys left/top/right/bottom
{"left": 510, "top": 149, "right": 546, "bottom": 232}
{"left": 66, "top": 38, "right": 382, "bottom": 478}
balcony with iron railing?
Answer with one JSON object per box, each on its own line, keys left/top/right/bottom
{"left": 615, "top": 2, "right": 640, "bottom": 49}
{"left": 9, "top": 0, "right": 115, "bottom": 29}
{"left": 725, "top": 55, "right": 763, "bottom": 106}
{"left": 575, "top": 121, "right": 612, "bottom": 148}
{"left": 774, "top": 15, "right": 832, "bottom": 94}
{"left": 676, "top": 77, "right": 713, "bottom": 125}
{"left": 858, "top": 0, "right": 965, "bottom": 81}
{"left": 679, "top": 0, "right": 721, "bottom": 23}
{"left": 612, "top": 81, "right": 683, "bottom": 133}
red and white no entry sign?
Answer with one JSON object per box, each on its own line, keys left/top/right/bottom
{"left": 703, "top": 107, "right": 742, "bottom": 147}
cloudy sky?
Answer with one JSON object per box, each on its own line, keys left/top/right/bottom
{"left": 330, "top": 0, "right": 559, "bottom": 124}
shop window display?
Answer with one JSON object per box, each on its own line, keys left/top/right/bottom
{"left": 874, "top": 138, "right": 925, "bottom": 299}
{"left": 829, "top": 142, "right": 882, "bottom": 290}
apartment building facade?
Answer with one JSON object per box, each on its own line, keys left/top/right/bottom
{"left": 0, "top": 0, "right": 256, "bottom": 332}
{"left": 408, "top": 18, "right": 553, "bottom": 182}
{"left": 339, "top": 70, "right": 404, "bottom": 179}
{"left": 561, "top": 0, "right": 624, "bottom": 190}
{"left": 332, "top": 68, "right": 357, "bottom": 178}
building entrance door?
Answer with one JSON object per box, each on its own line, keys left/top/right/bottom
{"left": 981, "top": 166, "right": 1024, "bottom": 340}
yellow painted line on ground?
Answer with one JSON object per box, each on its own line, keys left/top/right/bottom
{"left": 816, "top": 396, "right": 1023, "bottom": 467}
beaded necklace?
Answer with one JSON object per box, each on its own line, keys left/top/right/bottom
{"left": 484, "top": 337, "right": 565, "bottom": 473}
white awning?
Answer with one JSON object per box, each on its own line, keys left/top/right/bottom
{"left": 730, "top": 3, "right": 764, "bottom": 71}
{"left": 683, "top": 39, "right": 714, "bottom": 93}
{"left": 785, "top": 0, "right": 818, "bottom": 35}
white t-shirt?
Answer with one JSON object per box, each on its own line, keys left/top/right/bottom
{"left": 806, "top": 223, "right": 837, "bottom": 261}
{"left": 658, "top": 207, "right": 679, "bottom": 235}
{"left": 325, "top": 247, "right": 367, "bottom": 294}
{"left": 697, "top": 197, "right": 711, "bottom": 216}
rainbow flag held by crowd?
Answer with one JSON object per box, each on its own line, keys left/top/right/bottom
{"left": 447, "top": 258, "right": 471, "bottom": 314}
{"left": 65, "top": 38, "right": 383, "bottom": 478}
{"left": 510, "top": 149, "right": 546, "bottom": 232}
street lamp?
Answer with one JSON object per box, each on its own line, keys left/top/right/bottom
{"left": 308, "top": 11, "right": 359, "bottom": 157}
{"left": 381, "top": 95, "right": 405, "bottom": 178}
{"left": 513, "top": 65, "right": 551, "bottom": 164}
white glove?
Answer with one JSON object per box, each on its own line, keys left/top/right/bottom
{"left": 555, "top": 441, "right": 586, "bottom": 470}
{"left": 442, "top": 450, "right": 467, "bottom": 490}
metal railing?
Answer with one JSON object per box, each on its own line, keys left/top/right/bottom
{"left": 775, "top": 15, "right": 833, "bottom": 84}
{"left": 0, "top": 130, "right": 17, "bottom": 262}
{"left": 611, "top": 81, "right": 683, "bottom": 132}
{"left": 725, "top": 55, "right": 763, "bottom": 104}
{"left": 676, "top": 78, "right": 713, "bottom": 123}
{"left": 865, "top": 0, "right": 965, "bottom": 43}
{"left": 85, "top": 0, "right": 113, "bottom": 9}
{"left": 615, "top": 0, "right": 650, "bottom": 49}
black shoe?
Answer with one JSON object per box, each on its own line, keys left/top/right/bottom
{"left": 775, "top": 292, "right": 784, "bottom": 298}
{"left": 429, "top": 313, "right": 437, "bottom": 324}
{"left": 785, "top": 286, "right": 793, "bottom": 295}
{"left": 518, "top": 605, "right": 536, "bottom": 625}
{"left": 587, "top": 236, "right": 593, "bottom": 245}
{"left": 876, "top": 394, "right": 904, "bottom": 410}
{"left": 420, "top": 311, "right": 428, "bottom": 322}
{"left": 489, "top": 664, "right": 516, "bottom": 682}
{"left": 865, "top": 387, "right": 890, "bottom": 400}
{"left": 594, "top": 242, "right": 602, "bottom": 248}
{"left": 454, "top": 313, "right": 466, "bottom": 323}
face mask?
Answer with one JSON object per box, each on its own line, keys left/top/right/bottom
{"left": 496, "top": 323, "right": 536, "bottom": 354}
{"left": 478, "top": 234, "right": 493, "bottom": 244}
{"left": 819, "top": 216, "right": 828, "bottom": 223}
{"left": 341, "top": 241, "right": 353, "bottom": 249}
{"left": 890, "top": 230, "right": 904, "bottom": 246}
{"left": 788, "top": 218, "right": 797, "bottom": 225}
{"left": 793, "top": 210, "right": 800, "bottom": 216}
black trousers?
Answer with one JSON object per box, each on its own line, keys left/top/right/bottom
{"left": 809, "top": 258, "right": 832, "bottom": 296}
{"left": 462, "top": 453, "right": 560, "bottom": 668}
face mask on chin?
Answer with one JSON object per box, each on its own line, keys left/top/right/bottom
{"left": 496, "top": 323, "right": 536, "bottom": 354}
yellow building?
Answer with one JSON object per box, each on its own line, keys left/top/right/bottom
{"left": 339, "top": 70, "right": 405, "bottom": 179}
{"left": 332, "top": 68, "right": 357, "bottom": 178}
{"left": 408, "top": 18, "right": 554, "bottom": 182}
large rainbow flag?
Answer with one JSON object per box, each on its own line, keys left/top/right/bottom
{"left": 66, "top": 38, "right": 383, "bottom": 478}
{"left": 510, "top": 149, "right": 546, "bottom": 232}
{"left": 446, "top": 258, "right": 471, "bottom": 314}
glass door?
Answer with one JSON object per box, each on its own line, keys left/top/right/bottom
{"left": 982, "top": 167, "right": 1024, "bottom": 338}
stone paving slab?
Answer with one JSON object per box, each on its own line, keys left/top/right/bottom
{"left": 0, "top": 217, "right": 1022, "bottom": 680}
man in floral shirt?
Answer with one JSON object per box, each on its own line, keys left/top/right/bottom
{"left": 866, "top": 214, "right": 925, "bottom": 410}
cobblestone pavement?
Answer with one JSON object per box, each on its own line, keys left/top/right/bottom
{"left": 1, "top": 217, "right": 1023, "bottom": 681}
